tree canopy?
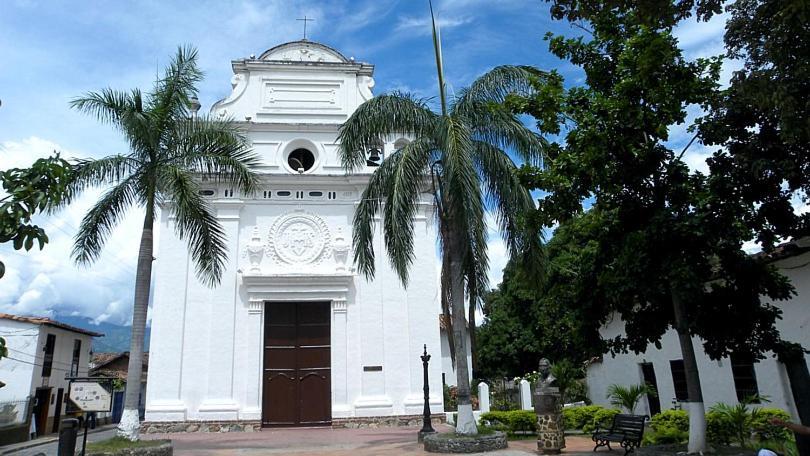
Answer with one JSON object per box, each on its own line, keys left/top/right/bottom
{"left": 0, "top": 154, "right": 73, "bottom": 279}
{"left": 477, "top": 212, "right": 605, "bottom": 380}
{"left": 510, "top": 0, "right": 798, "bottom": 451}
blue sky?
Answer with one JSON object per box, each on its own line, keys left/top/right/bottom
{"left": 0, "top": 0, "right": 732, "bottom": 326}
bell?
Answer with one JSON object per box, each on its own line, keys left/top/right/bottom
{"left": 366, "top": 147, "right": 382, "bottom": 167}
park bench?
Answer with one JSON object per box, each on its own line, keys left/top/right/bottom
{"left": 592, "top": 414, "right": 646, "bottom": 454}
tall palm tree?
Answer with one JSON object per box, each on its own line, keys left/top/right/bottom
{"left": 69, "top": 46, "right": 260, "bottom": 440}
{"left": 337, "top": 64, "right": 548, "bottom": 434}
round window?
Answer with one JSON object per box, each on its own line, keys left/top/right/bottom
{"left": 287, "top": 148, "right": 315, "bottom": 173}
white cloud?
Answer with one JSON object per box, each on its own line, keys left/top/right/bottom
{"left": 0, "top": 137, "right": 142, "bottom": 326}
{"left": 674, "top": 12, "right": 727, "bottom": 57}
{"left": 396, "top": 15, "right": 473, "bottom": 35}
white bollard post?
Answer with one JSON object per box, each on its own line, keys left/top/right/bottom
{"left": 478, "top": 382, "right": 490, "bottom": 413}
{"left": 520, "top": 379, "right": 532, "bottom": 410}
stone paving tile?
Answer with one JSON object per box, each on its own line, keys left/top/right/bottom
{"left": 143, "top": 425, "right": 596, "bottom": 455}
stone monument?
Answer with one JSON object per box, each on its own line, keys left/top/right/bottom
{"left": 533, "top": 358, "right": 564, "bottom": 454}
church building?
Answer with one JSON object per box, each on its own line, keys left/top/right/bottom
{"left": 144, "top": 40, "right": 451, "bottom": 429}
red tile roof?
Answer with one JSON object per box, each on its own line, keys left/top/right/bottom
{"left": 0, "top": 313, "right": 104, "bottom": 337}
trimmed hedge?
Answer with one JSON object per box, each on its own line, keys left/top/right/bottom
{"left": 650, "top": 409, "right": 689, "bottom": 431}
{"left": 644, "top": 410, "right": 689, "bottom": 446}
{"left": 562, "top": 405, "right": 621, "bottom": 432}
{"left": 480, "top": 410, "right": 537, "bottom": 434}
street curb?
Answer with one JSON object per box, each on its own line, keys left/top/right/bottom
{"left": 0, "top": 424, "right": 117, "bottom": 455}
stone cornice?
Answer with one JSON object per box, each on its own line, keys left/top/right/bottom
{"left": 232, "top": 60, "right": 374, "bottom": 76}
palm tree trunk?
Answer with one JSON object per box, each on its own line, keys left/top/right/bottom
{"left": 448, "top": 225, "right": 477, "bottom": 435}
{"left": 671, "top": 287, "right": 706, "bottom": 453}
{"left": 775, "top": 342, "right": 810, "bottom": 456}
{"left": 468, "top": 291, "right": 477, "bottom": 378}
{"left": 440, "top": 239, "right": 456, "bottom": 368}
{"left": 118, "top": 203, "right": 154, "bottom": 441}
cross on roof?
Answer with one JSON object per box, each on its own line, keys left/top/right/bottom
{"left": 297, "top": 16, "right": 314, "bottom": 40}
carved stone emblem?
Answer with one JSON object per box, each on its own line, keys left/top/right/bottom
{"left": 246, "top": 227, "right": 265, "bottom": 273}
{"left": 332, "top": 227, "right": 350, "bottom": 272}
{"left": 268, "top": 212, "right": 330, "bottom": 265}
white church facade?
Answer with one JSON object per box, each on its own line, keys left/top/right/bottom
{"left": 144, "top": 41, "right": 451, "bottom": 429}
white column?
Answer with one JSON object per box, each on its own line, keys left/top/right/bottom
{"left": 241, "top": 300, "right": 263, "bottom": 420}
{"left": 332, "top": 298, "right": 349, "bottom": 417}
{"left": 478, "top": 382, "right": 490, "bottom": 413}
{"left": 198, "top": 200, "right": 242, "bottom": 419}
{"left": 144, "top": 212, "right": 188, "bottom": 421}
{"left": 520, "top": 379, "right": 533, "bottom": 410}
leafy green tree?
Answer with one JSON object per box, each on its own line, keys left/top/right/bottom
{"left": 0, "top": 154, "right": 73, "bottom": 391}
{"left": 606, "top": 383, "right": 658, "bottom": 414}
{"left": 477, "top": 212, "right": 605, "bottom": 380}
{"left": 699, "top": 2, "right": 810, "bottom": 452}
{"left": 512, "top": 1, "right": 793, "bottom": 452}
{"left": 337, "top": 62, "right": 547, "bottom": 433}
{"left": 70, "top": 46, "right": 260, "bottom": 440}
{"left": 1, "top": 154, "right": 74, "bottom": 278}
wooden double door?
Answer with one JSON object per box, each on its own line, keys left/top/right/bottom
{"left": 262, "top": 301, "right": 331, "bottom": 427}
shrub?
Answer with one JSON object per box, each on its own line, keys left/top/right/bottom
{"left": 562, "top": 405, "right": 605, "bottom": 430}
{"left": 593, "top": 408, "right": 622, "bottom": 430}
{"left": 650, "top": 409, "right": 689, "bottom": 433}
{"left": 706, "top": 409, "right": 736, "bottom": 446}
{"left": 480, "top": 410, "right": 537, "bottom": 434}
{"left": 643, "top": 423, "right": 689, "bottom": 446}
{"left": 750, "top": 408, "right": 792, "bottom": 442}
{"left": 644, "top": 409, "right": 689, "bottom": 446}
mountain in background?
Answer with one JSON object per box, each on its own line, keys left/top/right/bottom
{"left": 55, "top": 315, "right": 150, "bottom": 353}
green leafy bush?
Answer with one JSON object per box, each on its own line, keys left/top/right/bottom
{"left": 643, "top": 409, "right": 689, "bottom": 446}
{"left": 591, "top": 408, "right": 622, "bottom": 430}
{"left": 562, "top": 405, "right": 605, "bottom": 430}
{"left": 706, "top": 409, "right": 735, "bottom": 445}
{"left": 643, "top": 423, "right": 689, "bottom": 445}
{"left": 750, "top": 408, "right": 792, "bottom": 442}
{"left": 480, "top": 410, "right": 537, "bottom": 434}
{"left": 650, "top": 409, "right": 689, "bottom": 433}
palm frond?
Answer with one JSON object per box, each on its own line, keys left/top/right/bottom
{"left": 70, "top": 87, "right": 154, "bottom": 161}
{"left": 352, "top": 151, "right": 405, "bottom": 279}
{"left": 70, "top": 88, "right": 136, "bottom": 126}
{"left": 606, "top": 383, "right": 657, "bottom": 413}
{"left": 381, "top": 138, "right": 434, "bottom": 285}
{"left": 168, "top": 115, "right": 260, "bottom": 194}
{"left": 462, "top": 101, "right": 548, "bottom": 165}
{"left": 72, "top": 177, "right": 139, "bottom": 265}
{"left": 429, "top": 0, "right": 448, "bottom": 115}
{"left": 71, "top": 155, "right": 140, "bottom": 191}
{"left": 161, "top": 165, "right": 228, "bottom": 286}
{"left": 149, "top": 45, "right": 203, "bottom": 135}
{"left": 337, "top": 93, "right": 439, "bottom": 171}
{"left": 473, "top": 141, "right": 538, "bottom": 257}
{"left": 439, "top": 117, "right": 484, "bottom": 253}
{"left": 454, "top": 65, "right": 545, "bottom": 107}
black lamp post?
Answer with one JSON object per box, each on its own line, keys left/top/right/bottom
{"left": 418, "top": 344, "right": 436, "bottom": 441}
